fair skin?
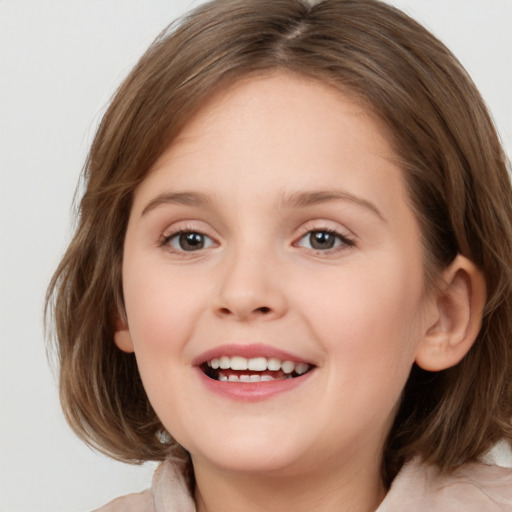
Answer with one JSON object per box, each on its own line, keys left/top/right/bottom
{"left": 115, "top": 72, "right": 484, "bottom": 512}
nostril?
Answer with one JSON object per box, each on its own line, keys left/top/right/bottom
{"left": 215, "top": 305, "right": 274, "bottom": 318}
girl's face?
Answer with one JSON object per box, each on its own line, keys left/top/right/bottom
{"left": 118, "top": 72, "right": 435, "bottom": 480}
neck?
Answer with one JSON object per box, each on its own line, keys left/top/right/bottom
{"left": 193, "top": 456, "right": 386, "bottom": 512}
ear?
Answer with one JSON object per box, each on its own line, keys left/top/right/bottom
{"left": 415, "top": 255, "right": 486, "bottom": 371}
{"left": 113, "top": 313, "right": 135, "bottom": 353}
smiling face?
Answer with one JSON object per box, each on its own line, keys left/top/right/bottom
{"left": 117, "top": 72, "right": 434, "bottom": 483}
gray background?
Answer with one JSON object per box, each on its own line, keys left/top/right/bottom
{"left": 1, "top": 1, "right": 511, "bottom": 510}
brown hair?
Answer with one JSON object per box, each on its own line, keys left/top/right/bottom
{"left": 46, "top": 0, "right": 512, "bottom": 483}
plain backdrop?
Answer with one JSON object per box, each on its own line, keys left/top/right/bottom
{"left": 1, "top": 1, "right": 511, "bottom": 511}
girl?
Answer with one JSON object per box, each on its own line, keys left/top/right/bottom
{"left": 47, "top": 0, "right": 512, "bottom": 510}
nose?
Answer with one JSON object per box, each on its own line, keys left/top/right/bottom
{"left": 212, "top": 247, "right": 288, "bottom": 322}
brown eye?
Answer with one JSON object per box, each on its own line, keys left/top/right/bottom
{"left": 296, "top": 229, "right": 353, "bottom": 252}
{"left": 309, "top": 231, "right": 336, "bottom": 250}
{"left": 167, "top": 231, "right": 214, "bottom": 251}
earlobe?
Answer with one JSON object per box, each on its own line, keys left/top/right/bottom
{"left": 415, "top": 255, "right": 486, "bottom": 372}
{"left": 113, "top": 314, "right": 135, "bottom": 353}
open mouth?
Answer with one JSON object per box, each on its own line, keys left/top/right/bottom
{"left": 200, "top": 356, "right": 313, "bottom": 382}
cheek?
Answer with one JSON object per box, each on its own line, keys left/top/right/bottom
{"left": 121, "top": 265, "right": 203, "bottom": 432}
{"left": 122, "top": 260, "right": 207, "bottom": 358}
{"left": 295, "top": 260, "right": 426, "bottom": 378}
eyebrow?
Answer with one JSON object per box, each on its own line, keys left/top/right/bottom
{"left": 141, "top": 189, "right": 385, "bottom": 222}
{"left": 279, "top": 190, "right": 385, "bottom": 222}
{"left": 141, "top": 191, "right": 211, "bottom": 216}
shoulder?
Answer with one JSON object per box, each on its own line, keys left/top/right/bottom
{"left": 92, "top": 457, "right": 196, "bottom": 512}
{"left": 93, "top": 489, "right": 154, "bottom": 512}
{"left": 379, "top": 458, "right": 512, "bottom": 511}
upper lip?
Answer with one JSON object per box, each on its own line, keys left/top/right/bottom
{"left": 192, "top": 343, "right": 313, "bottom": 366}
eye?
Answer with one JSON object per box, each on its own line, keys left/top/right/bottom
{"left": 164, "top": 231, "right": 216, "bottom": 252}
{"left": 296, "top": 229, "right": 353, "bottom": 252}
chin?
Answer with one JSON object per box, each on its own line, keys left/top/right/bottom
{"left": 195, "top": 449, "right": 304, "bottom": 476}
{"left": 185, "top": 430, "right": 310, "bottom": 476}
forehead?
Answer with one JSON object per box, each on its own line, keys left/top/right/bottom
{"left": 151, "top": 73, "right": 394, "bottom": 175}
{"left": 171, "top": 70, "right": 390, "bottom": 157}
{"left": 131, "top": 71, "right": 409, "bottom": 224}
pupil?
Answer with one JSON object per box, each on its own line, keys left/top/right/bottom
{"left": 310, "top": 231, "right": 334, "bottom": 250}
{"left": 180, "top": 232, "right": 204, "bottom": 250}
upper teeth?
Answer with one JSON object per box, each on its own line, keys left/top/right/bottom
{"left": 207, "top": 356, "right": 310, "bottom": 375}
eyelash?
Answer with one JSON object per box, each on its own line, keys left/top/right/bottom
{"left": 294, "top": 227, "right": 355, "bottom": 255}
{"left": 159, "top": 228, "right": 216, "bottom": 253}
{"left": 158, "top": 226, "right": 355, "bottom": 255}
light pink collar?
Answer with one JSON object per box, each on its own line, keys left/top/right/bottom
{"left": 96, "top": 454, "right": 512, "bottom": 511}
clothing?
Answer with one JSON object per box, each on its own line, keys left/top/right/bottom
{"left": 94, "top": 456, "right": 512, "bottom": 512}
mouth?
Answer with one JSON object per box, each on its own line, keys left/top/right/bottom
{"left": 200, "top": 356, "right": 313, "bottom": 383}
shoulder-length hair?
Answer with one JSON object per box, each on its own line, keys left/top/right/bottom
{"left": 46, "top": 0, "right": 512, "bottom": 484}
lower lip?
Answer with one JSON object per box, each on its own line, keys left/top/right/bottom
{"left": 195, "top": 367, "right": 314, "bottom": 402}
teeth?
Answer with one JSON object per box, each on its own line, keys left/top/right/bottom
{"left": 219, "top": 356, "right": 230, "bottom": 369}
{"left": 230, "top": 356, "right": 248, "bottom": 371}
{"left": 217, "top": 372, "right": 291, "bottom": 383}
{"left": 206, "top": 355, "right": 311, "bottom": 375}
{"left": 295, "top": 363, "right": 309, "bottom": 375}
{"left": 248, "top": 357, "right": 267, "bottom": 371}
{"left": 267, "top": 357, "right": 281, "bottom": 371}
{"left": 281, "top": 360, "right": 295, "bottom": 374}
